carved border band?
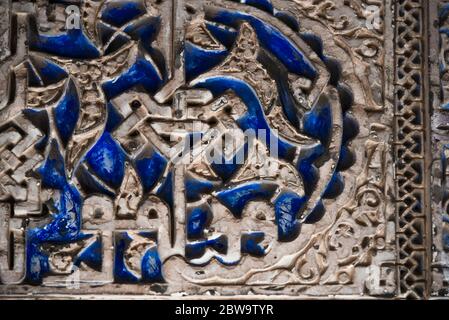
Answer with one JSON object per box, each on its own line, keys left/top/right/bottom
{"left": 394, "top": 0, "right": 431, "bottom": 299}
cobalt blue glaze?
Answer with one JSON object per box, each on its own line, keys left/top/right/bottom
{"left": 274, "top": 192, "right": 304, "bottom": 241}
{"left": 54, "top": 79, "right": 79, "bottom": 146}
{"left": 342, "top": 114, "right": 359, "bottom": 144}
{"left": 241, "top": 232, "right": 266, "bottom": 256}
{"left": 105, "top": 102, "right": 125, "bottom": 132}
{"left": 23, "top": 108, "right": 49, "bottom": 152}
{"left": 75, "top": 164, "right": 116, "bottom": 197}
{"left": 98, "top": 21, "right": 116, "bottom": 45}
{"left": 114, "top": 232, "right": 140, "bottom": 283}
{"left": 185, "top": 42, "right": 229, "bottom": 82}
{"left": 85, "top": 132, "right": 126, "bottom": 189}
{"left": 206, "top": 9, "right": 317, "bottom": 80}
{"left": 114, "top": 231, "right": 163, "bottom": 283}
{"left": 73, "top": 236, "right": 103, "bottom": 271}
{"left": 274, "top": 11, "right": 300, "bottom": 32}
{"left": 216, "top": 182, "right": 278, "bottom": 218}
{"left": 30, "top": 28, "right": 100, "bottom": 59}
{"left": 156, "top": 171, "right": 174, "bottom": 215}
{"left": 185, "top": 235, "right": 228, "bottom": 260}
{"left": 296, "top": 144, "right": 324, "bottom": 196}
{"left": 194, "top": 76, "right": 297, "bottom": 161}
{"left": 26, "top": 141, "right": 84, "bottom": 283}
{"left": 278, "top": 76, "right": 301, "bottom": 130}
{"left": 141, "top": 246, "right": 164, "bottom": 282}
{"left": 205, "top": 22, "right": 238, "bottom": 49}
{"left": 187, "top": 206, "right": 211, "bottom": 240}
{"left": 322, "top": 172, "right": 344, "bottom": 199}
{"left": 101, "top": 0, "right": 146, "bottom": 27}
{"left": 337, "top": 145, "right": 355, "bottom": 171}
{"left": 27, "top": 56, "right": 68, "bottom": 86}
{"left": 302, "top": 98, "right": 332, "bottom": 146}
{"left": 303, "top": 200, "right": 325, "bottom": 224}
{"left": 210, "top": 142, "right": 249, "bottom": 182}
{"left": 104, "top": 33, "right": 131, "bottom": 55}
{"left": 123, "top": 15, "right": 160, "bottom": 43}
{"left": 102, "top": 57, "right": 163, "bottom": 100}
{"left": 185, "top": 175, "right": 217, "bottom": 202}
{"left": 135, "top": 150, "right": 167, "bottom": 193}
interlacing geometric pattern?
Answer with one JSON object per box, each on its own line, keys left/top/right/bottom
{"left": 0, "top": 0, "right": 448, "bottom": 299}
{"left": 394, "top": 0, "right": 430, "bottom": 299}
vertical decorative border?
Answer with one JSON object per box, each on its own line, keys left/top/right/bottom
{"left": 430, "top": 0, "right": 449, "bottom": 297}
{"left": 394, "top": 0, "right": 431, "bottom": 299}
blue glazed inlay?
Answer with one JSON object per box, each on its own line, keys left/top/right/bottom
{"left": 26, "top": 141, "right": 84, "bottom": 283}
{"left": 101, "top": 0, "right": 146, "bottom": 27}
{"left": 206, "top": 9, "right": 317, "bottom": 80}
{"left": 105, "top": 102, "right": 125, "bottom": 133}
{"left": 185, "top": 175, "right": 218, "bottom": 202}
{"left": 114, "top": 231, "right": 163, "bottom": 283}
{"left": 102, "top": 57, "right": 163, "bottom": 100}
{"left": 185, "top": 42, "right": 229, "bottom": 82}
{"left": 73, "top": 236, "right": 103, "bottom": 271}
{"left": 23, "top": 108, "right": 50, "bottom": 151}
{"left": 30, "top": 28, "right": 100, "bottom": 59}
{"left": 54, "top": 79, "right": 79, "bottom": 146}
{"left": 27, "top": 56, "right": 68, "bottom": 87}
{"left": 185, "top": 235, "right": 228, "bottom": 260}
{"left": 274, "top": 192, "right": 304, "bottom": 241}
{"left": 85, "top": 132, "right": 126, "bottom": 189}
{"left": 141, "top": 246, "right": 163, "bottom": 282}
{"left": 205, "top": 22, "right": 238, "bottom": 49}
{"left": 241, "top": 232, "right": 267, "bottom": 256}
{"left": 210, "top": 142, "right": 249, "bottom": 182}
{"left": 135, "top": 150, "right": 167, "bottom": 193}
{"left": 193, "top": 76, "right": 297, "bottom": 161}
{"left": 216, "top": 182, "right": 277, "bottom": 218}
{"left": 187, "top": 206, "right": 211, "bottom": 240}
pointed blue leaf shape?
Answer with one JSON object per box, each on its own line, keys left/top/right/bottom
{"left": 185, "top": 42, "right": 229, "bottom": 82}
{"left": 27, "top": 55, "right": 68, "bottom": 86}
{"left": 85, "top": 132, "right": 126, "bottom": 189}
{"left": 135, "top": 149, "right": 167, "bottom": 193}
{"left": 205, "top": 22, "right": 238, "bottom": 49}
{"left": 37, "top": 140, "right": 68, "bottom": 190}
{"left": 30, "top": 28, "right": 100, "bottom": 59}
{"left": 54, "top": 79, "right": 79, "bottom": 146}
{"left": 105, "top": 102, "right": 124, "bottom": 132}
{"left": 206, "top": 9, "right": 317, "bottom": 79}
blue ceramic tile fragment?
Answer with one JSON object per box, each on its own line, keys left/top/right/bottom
{"left": 85, "top": 132, "right": 126, "bottom": 189}
{"left": 54, "top": 79, "right": 79, "bottom": 146}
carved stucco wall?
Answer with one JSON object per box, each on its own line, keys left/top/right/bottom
{"left": 0, "top": 0, "right": 444, "bottom": 299}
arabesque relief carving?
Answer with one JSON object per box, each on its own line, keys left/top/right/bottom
{"left": 0, "top": 0, "right": 444, "bottom": 299}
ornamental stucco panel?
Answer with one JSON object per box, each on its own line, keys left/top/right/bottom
{"left": 0, "top": 0, "right": 442, "bottom": 299}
